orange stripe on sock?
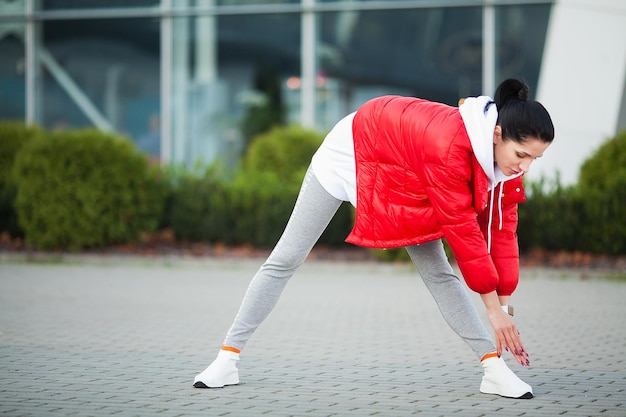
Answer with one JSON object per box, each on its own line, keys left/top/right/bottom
{"left": 221, "top": 345, "right": 241, "bottom": 354}
{"left": 481, "top": 352, "right": 499, "bottom": 362}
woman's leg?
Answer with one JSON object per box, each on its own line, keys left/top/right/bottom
{"left": 194, "top": 167, "right": 342, "bottom": 388}
{"left": 405, "top": 240, "right": 495, "bottom": 359}
{"left": 405, "top": 240, "right": 533, "bottom": 399}
{"left": 223, "top": 167, "right": 343, "bottom": 350}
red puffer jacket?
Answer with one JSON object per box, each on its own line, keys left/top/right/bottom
{"left": 346, "top": 96, "right": 525, "bottom": 295}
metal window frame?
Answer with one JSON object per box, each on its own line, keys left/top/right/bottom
{"left": 10, "top": 0, "right": 554, "bottom": 163}
{"left": 2, "top": 1, "right": 555, "bottom": 21}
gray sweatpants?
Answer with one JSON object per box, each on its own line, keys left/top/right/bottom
{"left": 223, "top": 167, "right": 496, "bottom": 359}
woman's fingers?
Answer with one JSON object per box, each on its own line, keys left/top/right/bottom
{"left": 503, "top": 327, "right": 530, "bottom": 366}
{"left": 492, "top": 312, "right": 530, "bottom": 366}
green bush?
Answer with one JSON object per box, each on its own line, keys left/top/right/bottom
{"left": 13, "top": 129, "right": 167, "bottom": 250}
{"left": 167, "top": 123, "right": 354, "bottom": 248}
{"left": 231, "top": 125, "right": 322, "bottom": 247}
{"left": 233, "top": 125, "right": 353, "bottom": 247}
{"left": 0, "top": 121, "right": 44, "bottom": 237}
{"left": 320, "top": 203, "right": 355, "bottom": 247}
{"left": 228, "top": 170, "right": 300, "bottom": 247}
{"left": 167, "top": 166, "right": 354, "bottom": 248}
{"left": 577, "top": 131, "right": 626, "bottom": 194}
{"left": 166, "top": 125, "right": 323, "bottom": 247}
{"left": 169, "top": 166, "right": 233, "bottom": 242}
{"left": 243, "top": 125, "right": 324, "bottom": 181}
{"left": 227, "top": 170, "right": 354, "bottom": 248}
{"left": 518, "top": 176, "right": 582, "bottom": 252}
{"left": 368, "top": 241, "right": 455, "bottom": 263}
{"left": 369, "top": 247, "right": 411, "bottom": 262}
{"left": 519, "top": 131, "right": 626, "bottom": 256}
{"left": 576, "top": 131, "right": 626, "bottom": 255}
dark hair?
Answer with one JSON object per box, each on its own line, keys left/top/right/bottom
{"left": 491, "top": 79, "right": 554, "bottom": 144}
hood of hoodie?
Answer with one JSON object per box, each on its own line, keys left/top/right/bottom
{"left": 459, "top": 96, "right": 522, "bottom": 190}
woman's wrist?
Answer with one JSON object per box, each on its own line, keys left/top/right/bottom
{"left": 501, "top": 305, "right": 514, "bottom": 316}
{"left": 480, "top": 291, "right": 503, "bottom": 313}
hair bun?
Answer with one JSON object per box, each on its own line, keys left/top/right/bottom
{"left": 516, "top": 82, "right": 529, "bottom": 101}
{"left": 494, "top": 79, "right": 529, "bottom": 110}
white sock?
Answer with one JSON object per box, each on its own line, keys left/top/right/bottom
{"left": 480, "top": 356, "right": 533, "bottom": 399}
{"left": 193, "top": 349, "right": 240, "bottom": 388}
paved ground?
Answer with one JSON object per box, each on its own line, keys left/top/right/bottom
{"left": 0, "top": 253, "right": 624, "bottom": 417}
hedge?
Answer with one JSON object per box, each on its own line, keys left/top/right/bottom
{"left": 576, "top": 130, "right": 626, "bottom": 255}
{"left": 0, "top": 121, "right": 44, "bottom": 237}
{"left": 12, "top": 128, "right": 167, "bottom": 250}
{"left": 519, "top": 130, "right": 626, "bottom": 255}
{"left": 4, "top": 121, "right": 624, "bottom": 256}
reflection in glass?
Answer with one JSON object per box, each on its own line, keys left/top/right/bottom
{"left": 317, "top": 7, "right": 483, "bottom": 124}
{"left": 0, "top": 24, "right": 25, "bottom": 119}
{"left": 0, "top": 1, "right": 553, "bottom": 167}
{"left": 168, "top": 12, "right": 300, "bottom": 166}
{"left": 39, "top": 0, "right": 159, "bottom": 10}
{"left": 495, "top": 4, "right": 551, "bottom": 96}
{"left": 40, "top": 18, "right": 160, "bottom": 156}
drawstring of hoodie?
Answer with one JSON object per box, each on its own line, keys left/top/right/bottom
{"left": 487, "top": 187, "right": 494, "bottom": 253}
{"left": 498, "top": 183, "right": 504, "bottom": 231}
{"left": 486, "top": 182, "right": 505, "bottom": 253}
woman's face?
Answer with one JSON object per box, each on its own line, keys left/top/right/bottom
{"left": 493, "top": 126, "right": 551, "bottom": 176}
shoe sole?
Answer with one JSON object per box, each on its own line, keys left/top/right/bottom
{"left": 193, "top": 380, "right": 239, "bottom": 389}
{"left": 480, "top": 375, "right": 534, "bottom": 400}
{"left": 481, "top": 387, "right": 533, "bottom": 399}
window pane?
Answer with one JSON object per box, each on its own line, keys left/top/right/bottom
{"left": 217, "top": 0, "right": 300, "bottom": 4}
{"left": 0, "top": 1, "right": 26, "bottom": 120}
{"left": 319, "top": 0, "right": 406, "bottom": 2}
{"left": 168, "top": 12, "right": 300, "bottom": 166}
{"left": 316, "top": 6, "right": 482, "bottom": 129}
{"left": 40, "top": 18, "right": 161, "bottom": 158}
{"left": 495, "top": 4, "right": 551, "bottom": 97}
{"left": 40, "top": 0, "right": 159, "bottom": 10}
{"left": 3, "top": 1, "right": 555, "bottom": 168}
{"left": 0, "top": 29, "right": 25, "bottom": 120}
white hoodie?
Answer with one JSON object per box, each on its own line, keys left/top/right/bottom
{"left": 459, "top": 96, "right": 523, "bottom": 251}
{"left": 459, "top": 96, "right": 523, "bottom": 190}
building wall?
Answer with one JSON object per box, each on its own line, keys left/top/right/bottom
{"left": 2, "top": 0, "right": 625, "bottom": 184}
{"left": 533, "top": 0, "right": 626, "bottom": 185}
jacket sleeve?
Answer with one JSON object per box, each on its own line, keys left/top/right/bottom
{"left": 420, "top": 161, "right": 501, "bottom": 294}
{"left": 478, "top": 177, "right": 525, "bottom": 296}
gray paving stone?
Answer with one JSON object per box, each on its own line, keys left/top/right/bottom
{"left": 1, "top": 256, "right": 625, "bottom": 416}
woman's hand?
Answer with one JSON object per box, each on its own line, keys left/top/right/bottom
{"left": 486, "top": 307, "right": 530, "bottom": 366}
{"left": 480, "top": 291, "right": 530, "bottom": 366}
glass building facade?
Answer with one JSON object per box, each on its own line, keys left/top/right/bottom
{"left": 0, "top": 0, "right": 553, "bottom": 167}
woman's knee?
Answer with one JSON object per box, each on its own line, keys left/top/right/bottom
{"left": 261, "top": 250, "right": 308, "bottom": 276}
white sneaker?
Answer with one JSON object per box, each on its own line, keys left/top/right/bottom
{"left": 480, "top": 356, "right": 533, "bottom": 399}
{"left": 193, "top": 350, "right": 240, "bottom": 388}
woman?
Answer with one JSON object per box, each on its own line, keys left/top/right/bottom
{"left": 193, "top": 79, "right": 554, "bottom": 399}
